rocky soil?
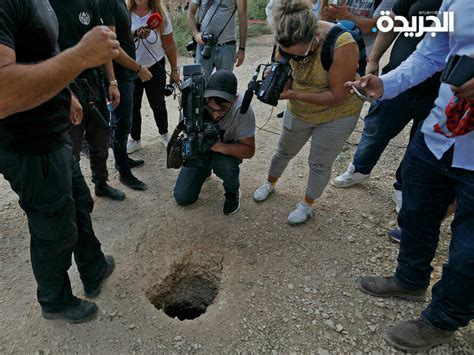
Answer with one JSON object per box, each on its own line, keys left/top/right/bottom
{"left": 0, "top": 34, "right": 473, "bottom": 354}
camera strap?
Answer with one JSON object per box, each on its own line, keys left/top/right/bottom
{"left": 214, "top": 6, "right": 237, "bottom": 43}
{"left": 199, "top": 0, "right": 218, "bottom": 33}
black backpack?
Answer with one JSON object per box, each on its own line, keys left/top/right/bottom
{"left": 321, "top": 20, "right": 367, "bottom": 76}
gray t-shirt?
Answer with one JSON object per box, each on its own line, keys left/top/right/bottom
{"left": 193, "top": 0, "right": 237, "bottom": 44}
{"left": 215, "top": 94, "right": 256, "bottom": 143}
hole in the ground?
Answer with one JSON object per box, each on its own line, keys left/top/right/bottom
{"left": 146, "top": 251, "right": 223, "bottom": 321}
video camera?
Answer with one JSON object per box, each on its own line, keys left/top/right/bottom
{"left": 167, "top": 64, "right": 221, "bottom": 169}
{"left": 240, "top": 53, "right": 292, "bottom": 114}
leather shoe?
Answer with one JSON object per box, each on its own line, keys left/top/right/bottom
{"left": 357, "top": 276, "right": 426, "bottom": 301}
{"left": 95, "top": 183, "right": 125, "bottom": 201}
{"left": 128, "top": 157, "right": 144, "bottom": 168}
{"left": 42, "top": 297, "right": 98, "bottom": 323}
{"left": 84, "top": 255, "right": 115, "bottom": 298}
{"left": 119, "top": 172, "right": 147, "bottom": 191}
{"left": 384, "top": 317, "right": 455, "bottom": 351}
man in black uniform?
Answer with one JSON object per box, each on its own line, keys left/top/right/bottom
{"left": 99, "top": 0, "right": 153, "bottom": 191}
{"left": 51, "top": 0, "right": 126, "bottom": 201}
{"left": 0, "top": 0, "right": 118, "bottom": 323}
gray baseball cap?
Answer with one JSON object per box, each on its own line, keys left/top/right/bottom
{"left": 204, "top": 69, "right": 237, "bottom": 103}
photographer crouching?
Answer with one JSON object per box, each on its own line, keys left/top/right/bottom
{"left": 173, "top": 70, "right": 255, "bottom": 215}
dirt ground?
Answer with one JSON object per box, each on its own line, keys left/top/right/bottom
{"left": 0, "top": 34, "right": 473, "bottom": 354}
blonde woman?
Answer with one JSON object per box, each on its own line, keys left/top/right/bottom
{"left": 253, "top": 0, "right": 363, "bottom": 225}
{"left": 127, "top": 0, "right": 179, "bottom": 152}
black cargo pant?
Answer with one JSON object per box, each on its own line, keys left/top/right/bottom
{"left": 69, "top": 73, "right": 110, "bottom": 185}
{"left": 0, "top": 140, "right": 107, "bottom": 312}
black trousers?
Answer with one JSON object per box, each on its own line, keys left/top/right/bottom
{"left": 0, "top": 140, "right": 106, "bottom": 312}
{"left": 69, "top": 81, "right": 110, "bottom": 185}
{"left": 131, "top": 58, "right": 168, "bottom": 140}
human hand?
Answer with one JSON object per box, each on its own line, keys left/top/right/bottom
{"left": 108, "top": 85, "right": 120, "bottom": 109}
{"left": 194, "top": 32, "right": 205, "bottom": 46}
{"left": 170, "top": 68, "right": 180, "bottom": 83}
{"left": 365, "top": 61, "right": 380, "bottom": 76}
{"left": 345, "top": 74, "right": 384, "bottom": 100}
{"left": 325, "top": 3, "right": 350, "bottom": 19}
{"left": 210, "top": 141, "right": 224, "bottom": 153}
{"left": 137, "top": 66, "right": 153, "bottom": 82}
{"left": 135, "top": 26, "right": 152, "bottom": 39}
{"left": 451, "top": 78, "right": 474, "bottom": 100}
{"left": 234, "top": 48, "right": 245, "bottom": 67}
{"left": 69, "top": 94, "right": 83, "bottom": 125}
{"left": 75, "top": 26, "right": 120, "bottom": 69}
{"left": 279, "top": 89, "right": 297, "bottom": 100}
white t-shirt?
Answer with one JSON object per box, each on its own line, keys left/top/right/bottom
{"left": 131, "top": 11, "right": 173, "bottom": 66}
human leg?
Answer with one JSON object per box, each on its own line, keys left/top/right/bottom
{"left": 214, "top": 43, "right": 236, "bottom": 72}
{"left": 173, "top": 164, "right": 212, "bottom": 206}
{"left": 0, "top": 143, "right": 96, "bottom": 320}
{"left": 255, "top": 111, "right": 313, "bottom": 202}
{"left": 131, "top": 78, "right": 145, "bottom": 142}
{"left": 145, "top": 59, "right": 168, "bottom": 135}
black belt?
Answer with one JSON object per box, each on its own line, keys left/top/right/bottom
{"left": 216, "top": 40, "right": 236, "bottom": 47}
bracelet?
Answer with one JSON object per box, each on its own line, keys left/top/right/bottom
{"left": 134, "top": 64, "right": 142, "bottom": 73}
{"left": 239, "top": 47, "right": 245, "bottom": 51}
{"left": 109, "top": 80, "right": 118, "bottom": 86}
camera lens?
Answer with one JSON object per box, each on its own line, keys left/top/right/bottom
{"left": 163, "top": 84, "right": 174, "bottom": 97}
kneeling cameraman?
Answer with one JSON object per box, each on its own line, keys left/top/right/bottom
{"left": 173, "top": 70, "right": 255, "bottom": 215}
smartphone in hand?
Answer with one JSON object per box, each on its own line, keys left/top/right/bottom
{"left": 351, "top": 84, "right": 377, "bottom": 104}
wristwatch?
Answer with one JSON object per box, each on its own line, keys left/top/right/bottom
{"left": 109, "top": 80, "right": 118, "bottom": 86}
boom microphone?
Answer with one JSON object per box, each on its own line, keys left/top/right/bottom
{"left": 240, "top": 89, "right": 254, "bottom": 114}
{"left": 146, "top": 13, "right": 163, "bottom": 30}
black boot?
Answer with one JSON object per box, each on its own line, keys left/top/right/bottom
{"left": 42, "top": 297, "right": 98, "bottom": 323}
{"left": 119, "top": 172, "right": 147, "bottom": 191}
{"left": 95, "top": 182, "right": 126, "bottom": 201}
{"left": 84, "top": 255, "right": 115, "bottom": 298}
{"left": 128, "top": 157, "right": 144, "bottom": 168}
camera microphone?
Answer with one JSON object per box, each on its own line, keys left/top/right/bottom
{"left": 146, "top": 13, "right": 163, "bottom": 30}
{"left": 240, "top": 89, "right": 254, "bottom": 114}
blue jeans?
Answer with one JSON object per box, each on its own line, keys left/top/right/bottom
{"left": 195, "top": 43, "right": 236, "bottom": 78}
{"left": 353, "top": 90, "right": 436, "bottom": 190}
{"left": 111, "top": 80, "right": 134, "bottom": 175}
{"left": 174, "top": 152, "right": 241, "bottom": 206}
{"left": 395, "top": 129, "right": 474, "bottom": 331}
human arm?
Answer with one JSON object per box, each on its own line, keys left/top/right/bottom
{"left": 280, "top": 42, "right": 359, "bottom": 106}
{"left": 0, "top": 26, "right": 119, "bottom": 119}
{"left": 162, "top": 32, "right": 180, "bottom": 83}
{"left": 211, "top": 136, "right": 255, "bottom": 159}
{"left": 188, "top": 2, "right": 205, "bottom": 46}
{"left": 69, "top": 93, "right": 83, "bottom": 125}
{"left": 235, "top": 0, "right": 248, "bottom": 67}
{"left": 366, "top": 11, "right": 399, "bottom": 75}
{"left": 103, "top": 60, "right": 120, "bottom": 108}
{"left": 323, "top": 3, "right": 377, "bottom": 33}
{"left": 107, "top": 25, "right": 152, "bottom": 82}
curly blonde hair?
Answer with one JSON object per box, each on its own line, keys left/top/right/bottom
{"left": 272, "top": 0, "right": 319, "bottom": 47}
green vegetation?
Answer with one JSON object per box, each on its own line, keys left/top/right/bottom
{"left": 170, "top": 0, "right": 271, "bottom": 56}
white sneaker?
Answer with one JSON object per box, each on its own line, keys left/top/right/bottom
{"left": 287, "top": 202, "right": 315, "bottom": 225}
{"left": 161, "top": 133, "right": 170, "bottom": 147}
{"left": 393, "top": 189, "right": 402, "bottom": 214}
{"left": 253, "top": 181, "right": 275, "bottom": 202}
{"left": 127, "top": 139, "right": 142, "bottom": 154}
{"left": 331, "top": 163, "right": 370, "bottom": 188}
